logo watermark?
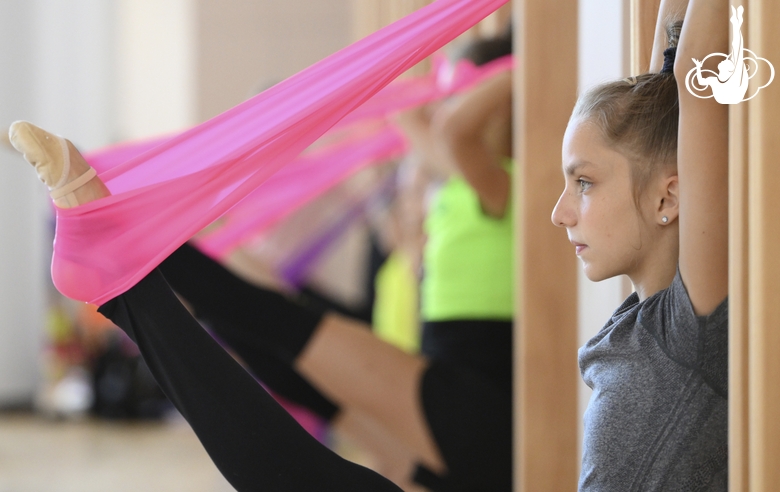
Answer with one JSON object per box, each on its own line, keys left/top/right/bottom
{"left": 684, "top": 5, "right": 774, "bottom": 104}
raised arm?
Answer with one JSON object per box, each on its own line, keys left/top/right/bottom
{"left": 432, "top": 70, "right": 512, "bottom": 217}
{"left": 649, "top": 0, "right": 690, "bottom": 72}
{"left": 674, "top": 0, "right": 729, "bottom": 314}
{"left": 395, "top": 105, "right": 454, "bottom": 180}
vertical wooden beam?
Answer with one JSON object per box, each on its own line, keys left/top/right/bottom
{"left": 351, "top": 0, "right": 433, "bottom": 73}
{"left": 748, "top": 0, "right": 780, "bottom": 489}
{"left": 728, "top": 40, "right": 750, "bottom": 492}
{"left": 351, "top": 0, "right": 379, "bottom": 41}
{"left": 513, "top": 0, "right": 579, "bottom": 490}
{"left": 479, "top": 2, "right": 512, "bottom": 37}
{"left": 728, "top": 4, "right": 750, "bottom": 491}
{"left": 629, "top": 0, "right": 661, "bottom": 74}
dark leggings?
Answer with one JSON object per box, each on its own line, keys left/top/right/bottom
{"left": 158, "top": 243, "right": 341, "bottom": 420}
{"left": 157, "top": 243, "right": 512, "bottom": 492}
{"left": 98, "top": 269, "right": 402, "bottom": 492}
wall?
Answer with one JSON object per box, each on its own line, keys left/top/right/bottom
{"left": 197, "top": 0, "right": 352, "bottom": 121}
{"left": 0, "top": 0, "right": 117, "bottom": 405}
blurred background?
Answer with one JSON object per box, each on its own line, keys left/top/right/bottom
{"left": 0, "top": 0, "right": 626, "bottom": 491}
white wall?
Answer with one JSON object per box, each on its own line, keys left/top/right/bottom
{"left": 0, "top": 1, "right": 45, "bottom": 405}
{"left": 576, "top": 0, "right": 631, "bottom": 460}
{"left": 0, "top": 0, "right": 117, "bottom": 405}
{"left": 116, "top": 0, "right": 198, "bottom": 140}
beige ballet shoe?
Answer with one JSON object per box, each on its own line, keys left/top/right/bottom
{"left": 8, "top": 121, "right": 108, "bottom": 208}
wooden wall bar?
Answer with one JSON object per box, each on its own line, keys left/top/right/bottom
{"left": 351, "top": 0, "right": 431, "bottom": 41}
{"left": 512, "top": 0, "right": 579, "bottom": 490}
{"left": 351, "top": 0, "right": 511, "bottom": 75}
{"left": 351, "top": 0, "right": 430, "bottom": 74}
{"left": 748, "top": 0, "right": 780, "bottom": 489}
{"left": 729, "top": 3, "right": 750, "bottom": 490}
{"left": 629, "top": 0, "right": 661, "bottom": 73}
{"left": 729, "top": 55, "right": 750, "bottom": 492}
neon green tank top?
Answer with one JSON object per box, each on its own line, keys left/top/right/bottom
{"left": 421, "top": 165, "right": 514, "bottom": 321}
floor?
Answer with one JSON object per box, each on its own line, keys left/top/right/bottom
{"left": 0, "top": 412, "right": 234, "bottom": 492}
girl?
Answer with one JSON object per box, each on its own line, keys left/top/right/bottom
{"left": 552, "top": 0, "right": 728, "bottom": 488}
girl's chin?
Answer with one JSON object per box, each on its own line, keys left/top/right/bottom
{"left": 580, "top": 261, "right": 612, "bottom": 283}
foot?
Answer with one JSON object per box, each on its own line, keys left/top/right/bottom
{"left": 8, "top": 121, "right": 111, "bottom": 208}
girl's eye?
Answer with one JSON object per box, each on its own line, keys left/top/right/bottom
{"left": 577, "top": 178, "right": 592, "bottom": 192}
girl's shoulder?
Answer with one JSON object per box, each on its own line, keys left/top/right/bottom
{"left": 583, "top": 270, "right": 729, "bottom": 396}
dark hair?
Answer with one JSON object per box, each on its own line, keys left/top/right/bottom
{"left": 452, "top": 28, "right": 513, "bottom": 67}
{"left": 571, "top": 21, "right": 682, "bottom": 205}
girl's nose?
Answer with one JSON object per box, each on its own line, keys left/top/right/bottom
{"left": 551, "top": 189, "right": 574, "bottom": 228}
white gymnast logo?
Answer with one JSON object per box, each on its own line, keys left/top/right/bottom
{"left": 684, "top": 5, "right": 774, "bottom": 104}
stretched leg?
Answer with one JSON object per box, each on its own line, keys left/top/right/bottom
{"left": 98, "top": 270, "right": 401, "bottom": 491}
{"left": 333, "top": 409, "right": 429, "bottom": 492}
{"left": 299, "top": 321, "right": 513, "bottom": 491}
{"left": 159, "top": 243, "right": 322, "bottom": 364}
{"left": 10, "top": 122, "right": 401, "bottom": 492}
{"left": 158, "top": 243, "right": 446, "bottom": 473}
{"left": 160, "top": 243, "right": 340, "bottom": 420}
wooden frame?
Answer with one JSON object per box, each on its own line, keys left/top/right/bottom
{"left": 630, "top": 0, "right": 661, "bottom": 73}
{"left": 512, "top": 1, "right": 579, "bottom": 490}
{"left": 747, "top": 0, "right": 780, "bottom": 489}
{"left": 728, "top": 1, "right": 780, "bottom": 490}
{"left": 729, "top": 45, "right": 750, "bottom": 492}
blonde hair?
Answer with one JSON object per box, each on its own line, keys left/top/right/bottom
{"left": 571, "top": 22, "right": 682, "bottom": 206}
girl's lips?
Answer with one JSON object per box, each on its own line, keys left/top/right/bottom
{"left": 571, "top": 241, "right": 587, "bottom": 255}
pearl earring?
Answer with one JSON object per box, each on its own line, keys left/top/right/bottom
{"left": 662, "top": 216, "right": 669, "bottom": 223}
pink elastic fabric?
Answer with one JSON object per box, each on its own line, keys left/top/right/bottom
{"left": 85, "top": 54, "right": 513, "bottom": 264}
{"left": 55, "top": 0, "right": 509, "bottom": 305}
{"left": 84, "top": 55, "right": 513, "bottom": 259}
{"left": 194, "top": 124, "right": 407, "bottom": 258}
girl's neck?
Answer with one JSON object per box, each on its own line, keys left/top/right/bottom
{"left": 628, "top": 232, "right": 680, "bottom": 302}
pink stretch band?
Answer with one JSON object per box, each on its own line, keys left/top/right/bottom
{"left": 54, "top": 0, "right": 509, "bottom": 304}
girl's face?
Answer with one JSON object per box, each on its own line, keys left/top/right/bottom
{"left": 551, "top": 118, "right": 651, "bottom": 282}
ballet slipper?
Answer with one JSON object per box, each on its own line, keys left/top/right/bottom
{"left": 8, "top": 121, "right": 110, "bottom": 208}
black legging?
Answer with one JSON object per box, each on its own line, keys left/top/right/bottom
{"left": 156, "top": 243, "right": 512, "bottom": 492}
{"left": 158, "top": 243, "right": 341, "bottom": 420}
{"left": 98, "top": 269, "right": 402, "bottom": 492}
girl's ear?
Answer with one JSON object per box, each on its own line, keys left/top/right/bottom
{"left": 657, "top": 173, "right": 679, "bottom": 225}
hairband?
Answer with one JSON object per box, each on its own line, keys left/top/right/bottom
{"left": 624, "top": 45, "right": 676, "bottom": 86}
{"left": 661, "top": 46, "right": 677, "bottom": 74}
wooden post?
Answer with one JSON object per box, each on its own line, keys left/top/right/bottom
{"left": 728, "top": 45, "right": 750, "bottom": 492}
{"left": 351, "top": 0, "right": 433, "bottom": 73}
{"left": 748, "top": 0, "right": 780, "bottom": 489}
{"left": 513, "top": 0, "right": 579, "bottom": 490}
{"left": 629, "top": 0, "right": 661, "bottom": 73}
{"left": 728, "top": 4, "right": 750, "bottom": 491}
